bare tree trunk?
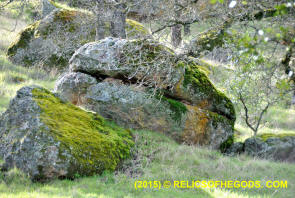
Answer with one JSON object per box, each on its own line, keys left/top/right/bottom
{"left": 171, "top": 0, "right": 182, "bottom": 48}
{"left": 95, "top": 1, "right": 106, "bottom": 41}
{"left": 291, "top": 91, "right": 295, "bottom": 107}
{"left": 110, "top": 1, "right": 127, "bottom": 39}
{"left": 171, "top": 25, "right": 182, "bottom": 47}
{"left": 184, "top": 24, "right": 191, "bottom": 36}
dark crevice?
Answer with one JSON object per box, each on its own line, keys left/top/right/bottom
{"left": 75, "top": 70, "right": 109, "bottom": 82}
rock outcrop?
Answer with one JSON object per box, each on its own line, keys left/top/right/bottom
{"left": 244, "top": 134, "right": 295, "bottom": 162}
{"left": 226, "top": 133, "right": 295, "bottom": 163}
{"left": 55, "top": 37, "right": 236, "bottom": 149}
{"left": 7, "top": 8, "right": 149, "bottom": 70}
{"left": 0, "top": 86, "right": 134, "bottom": 181}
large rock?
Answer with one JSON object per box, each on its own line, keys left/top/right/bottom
{"left": 69, "top": 37, "right": 235, "bottom": 120}
{"left": 69, "top": 38, "right": 182, "bottom": 90}
{"left": 7, "top": 8, "right": 150, "bottom": 70}
{"left": 244, "top": 134, "right": 295, "bottom": 162}
{"left": 55, "top": 37, "right": 236, "bottom": 149}
{"left": 0, "top": 86, "right": 134, "bottom": 181}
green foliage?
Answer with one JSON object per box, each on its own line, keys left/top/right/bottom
{"left": 223, "top": 26, "right": 291, "bottom": 135}
{"left": 32, "top": 87, "right": 134, "bottom": 175}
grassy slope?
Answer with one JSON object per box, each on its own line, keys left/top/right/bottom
{"left": 1, "top": 130, "right": 295, "bottom": 198}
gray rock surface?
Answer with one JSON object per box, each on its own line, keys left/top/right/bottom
{"left": 54, "top": 72, "right": 97, "bottom": 105}
{"left": 69, "top": 37, "right": 183, "bottom": 90}
{"left": 41, "top": 0, "right": 56, "bottom": 18}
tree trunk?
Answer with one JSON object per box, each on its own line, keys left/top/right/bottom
{"left": 110, "top": 1, "right": 127, "bottom": 39}
{"left": 291, "top": 91, "right": 295, "bottom": 107}
{"left": 95, "top": 1, "right": 106, "bottom": 41}
{"left": 171, "top": 25, "right": 182, "bottom": 47}
{"left": 171, "top": 0, "right": 182, "bottom": 48}
{"left": 184, "top": 24, "right": 191, "bottom": 36}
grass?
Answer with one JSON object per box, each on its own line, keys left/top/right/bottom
{"left": 0, "top": 130, "right": 295, "bottom": 198}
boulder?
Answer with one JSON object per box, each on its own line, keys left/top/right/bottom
{"left": 69, "top": 38, "right": 182, "bottom": 90}
{"left": 225, "top": 142, "right": 244, "bottom": 156}
{"left": 244, "top": 134, "right": 295, "bottom": 162}
{"left": 55, "top": 37, "right": 236, "bottom": 149}
{"left": 0, "top": 86, "right": 134, "bottom": 181}
{"left": 7, "top": 8, "right": 150, "bottom": 70}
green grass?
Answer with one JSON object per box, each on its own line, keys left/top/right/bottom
{"left": 1, "top": 130, "right": 294, "bottom": 198}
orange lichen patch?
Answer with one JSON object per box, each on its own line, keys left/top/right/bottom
{"left": 182, "top": 105, "right": 210, "bottom": 145}
{"left": 174, "top": 76, "right": 183, "bottom": 97}
{"left": 197, "top": 99, "right": 209, "bottom": 109}
{"left": 173, "top": 76, "right": 191, "bottom": 100}
{"left": 54, "top": 9, "right": 78, "bottom": 22}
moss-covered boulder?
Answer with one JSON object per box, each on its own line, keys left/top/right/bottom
{"left": 55, "top": 38, "right": 236, "bottom": 149}
{"left": 56, "top": 76, "right": 233, "bottom": 149}
{"left": 7, "top": 8, "right": 150, "bottom": 70}
{"left": 242, "top": 133, "right": 295, "bottom": 162}
{"left": 0, "top": 86, "right": 134, "bottom": 181}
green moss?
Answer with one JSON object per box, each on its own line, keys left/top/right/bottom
{"left": 258, "top": 133, "right": 295, "bottom": 142}
{"left": 7, "top": 21, "right": 39, "bottom": 57}
{"left": 191, "top": 19, "right": 232, "bottom": 56}
{"left": 126, "top": 19, "right": 150, "bottom": 37}
{"left": 31, "top": 87, "right": 134, "bottom": 176}
{"left": 181, "top": 61, "right": 235, "bottom": 121}
{"left": 163, "top": 96, "right": 187, "bottom": 122}
{"left": 219, "top": 135, "right": 234, "bottom": 153}
{"left": 215, "top": 90, "right": 236, "bottom": 121}
{"left": 209, "top": 111, "right": 232, "bottom": 127}
{"left": 182, "top": 61, "right": 213, "bottom": 93}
